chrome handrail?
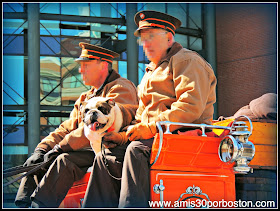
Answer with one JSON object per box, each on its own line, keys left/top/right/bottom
{"left": 229, "top": 115, "right": 253, "bottom": 139}
{"left": 150, "top": 122, "right": 165, "bottom": 167}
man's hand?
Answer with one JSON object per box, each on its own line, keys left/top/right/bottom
{"left": 102, "top": 132, "right": 128, "bottom": 148}
{"left": 126, "top": 122, "right": 157, "bottom": 141}
{"left": 23, "top": 148, "right": 47, "bottom": 167}
{"left": 43, "top": 144, "right": 64, "bottom": 163}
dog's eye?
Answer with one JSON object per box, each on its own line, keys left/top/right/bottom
{"left": 98, "top": 106, "right": 110, "bottom": 115}
{"left": 85, "top": 108, "right": 89, "bottom": 113}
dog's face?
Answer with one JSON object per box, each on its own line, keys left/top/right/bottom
{"left": 81, "top": 97, "right": 116, "bottom": 133}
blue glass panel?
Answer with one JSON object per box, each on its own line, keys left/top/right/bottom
{"left": 116, "top": 3, "right": 126, "bottom": 18}
{"left": 3, "top": 19, "right": 26, "bottom": 55}
{"left": 189, "top": 37, "right": 202, "bottom": 51}
{"left": 3, "top": 56, "right": 25, "bottom": 105}
{"left": 3, "top": 3, "right": 24, "bottom": 12}
{"left": 3, "top": 19, "right": 26, "bottom": 34}
{"left": 40, "top": 20, "right": 60, "bottom": 36}
{"left": 3, "top": 55, "right": 25, "bottom": 145}
{"left": 175, "top": 34, "right": 189, "bottom": 49}
{"left": 3, "top": 146, "right": 28, "bottom": 155}
{"left": 167, "top": 3, "right": 187, "bottom": 28}
{"left": 3, "top": 115, "right": 25, "bottom": 125}
{"left": 111, "top": 3, "right": 119, "bottom": 18}
{"left": 3, "top": 35, "right": 24, "bottom": 55}
{"left": 90, "top": 26, "right": 101, "bottom": 39}
{"left": 40, "top": 36, "right": 61, "bottom": 56}
{"left": 3, "top": 125, "right": 25, "bottom": 144}
{"left": 90, "top": 3, "right": 101, "bottom": 16}
{"left": 118, "top": 61, "right": 127, "bottom": 78}
{"left": 137, "top": 3, "right": 146, "bottom": 11}
{"left": 99, "top": 3, "right": 113, "bottom": 18}
{"left": 118, "top": 34, "right": 126, "bottom": 41}
{"left": 61, "top": 3, "right": 89, "bottom": 16}
{"left": 40, "top": 3, "right": 60, "bottom": 14}
{"left": 189, "top": 3, "right": 202, "bottom": 29}
{"left": 146, "top": 3, "right": 165, "bottom": 12}
{"left": 121, "top": 51, "right": 127, "bottom": 60}
{"left": 61, "top": 27, "right": 90, "bottom": 37}
{"left": 138, "top": 45, "right": 145, "bottom": 62}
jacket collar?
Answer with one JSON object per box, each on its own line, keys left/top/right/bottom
{"left": 145, "top": 42, "right": 183, "bottom": 72}
{"left": 88, "top": 69, "right": 120, "bottom": 98}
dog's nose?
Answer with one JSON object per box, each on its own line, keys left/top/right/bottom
{"left": 90, "top": 111, "right": 98, "bottom": 122}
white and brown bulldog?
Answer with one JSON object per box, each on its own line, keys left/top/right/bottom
{"left": 81, "top": 97, "right": 123, "bottom": 154}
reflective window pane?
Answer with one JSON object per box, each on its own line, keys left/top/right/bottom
{"left": 40, "top": 36, "right": 61, "bottom": 56}
{"left": 3, "top": 35, "right": 24, "bottom": 55}
{"left": 3, "top": 19, "right": 26, "bottom": 55}
{"left": 61, "top": 3, "right": 90, "bottom": 16}
{"left": 61, "top": 57, "right": 90, "bottom": 105}
{"left": 3, "top": 124, "right": 25, "bottom": 144}
{"left": 39, "top": 3, "right": 60, "bottom": 14}
{"left": 3, "top": 19, "right": 26, "bottom": 34}
{"left": 138, "top": 63, "right": 146, "bottom": 84}
{"left": 3, "top": 56, "right": 25, "bottom": 105}
{"left": 60, "top": 22, "right": 90, "bottom": 37}
{"left": 40, "top": 20, "right": 60, "bottom": 36}
{"left": 118, "top": 61, "right": 127, "bottom": 78}
{"left": 189, "top": 36, "right": 202, "bottom": 51}
{"left": 145, "top": 3, "right": 165, "bottom": 12}
{"left": 3, "top": 3, "right": 24, "bottom": 12}
{"left": 40, "top": 56, "right": 61, "bottom": 105}
{"left": 189, "top": 3, "right": 202, "bottom": 29}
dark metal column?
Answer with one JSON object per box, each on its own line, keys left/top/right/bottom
{"left": 204, "top": 3, "right": 218, "bottom": 119}
{"left": 27, "top": 3, "right": 40, "bottom": 155}
{"left": 126, "top": 3, "right": 139, "bottom": 86}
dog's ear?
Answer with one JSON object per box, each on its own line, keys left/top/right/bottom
{"left": 106, "top": 98, "right": 115, "bottom": 107}
{"left": 80, "top": 101, "right": 88, "bottom": 120}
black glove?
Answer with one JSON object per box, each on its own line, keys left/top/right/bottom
{"left": 43, "top": 144, "right": 64, "bottom": 163}
{"left": 23, "top": 148, "right": 47, "bottom": 167}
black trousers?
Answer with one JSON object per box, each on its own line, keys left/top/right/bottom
{"left": 15, "top": 150, "right": 95, "bottom": 208}
{"left": 82, "top": 138, "right": 154, "bottom": 208}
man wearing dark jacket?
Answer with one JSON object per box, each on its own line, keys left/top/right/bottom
{"left": 15, "top": 43, "right": 138, "bottom": 208}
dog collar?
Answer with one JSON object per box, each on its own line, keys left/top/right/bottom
{"left": 107, "top": 125, "right": 115, "bottom": 133}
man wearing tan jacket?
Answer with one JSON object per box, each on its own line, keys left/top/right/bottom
{"left": 14, "top": 43, "right": 138, "bottom": 208}
{"left": 82, "top": 10, "right": 217, "bottom": 208}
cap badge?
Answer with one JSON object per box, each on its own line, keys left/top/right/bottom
{"left": 139, "top": 13, "right": 145, "bottom": 19}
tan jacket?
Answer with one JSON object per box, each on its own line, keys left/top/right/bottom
{"left": 135, "top": 42, "right": 217, "bottom": 132}
{"left": 37, "top": 69, "right": 139, "bottom": 151}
